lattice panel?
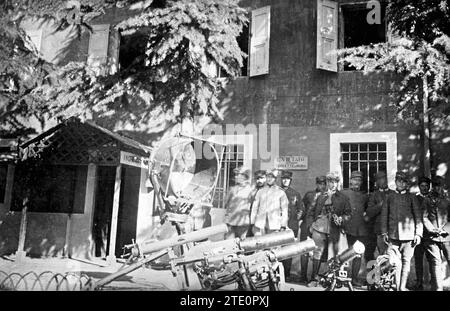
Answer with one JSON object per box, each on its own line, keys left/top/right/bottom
{"left": 21, "top": 121, "right": 122, "bottom": 165}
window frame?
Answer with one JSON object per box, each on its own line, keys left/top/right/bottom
{"left": 338, "top": 1, "right": 388, "bottom": 72}
{"left": 330, "top": 132, "right": 397, "bottom": 190}
{"left": 207, "top": 134, "right": 254, "bottom": 209}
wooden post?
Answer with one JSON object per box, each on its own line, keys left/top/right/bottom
{"left": 423, "top": 75, "right": 431, "bottom": 178}
{"left": 64, "top": 213, "right": 72, "bottom": 258}
{"left": 4, "top": 164, "right": 15, "bottom": 211}
{"left": 107, "top": 164, "right": 122, "bottom": 265}
{"left": 15, "top": 193, "right": 29, "bottom": 262}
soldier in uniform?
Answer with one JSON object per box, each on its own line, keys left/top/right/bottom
{"left": 306, "top": 172, "right": 352, "bottom": 287}
{"left": 422, "top": 176, "right": 450, "bottom": 291}
{"left": 223, "top": 166, "right": 253, "bottom": 240}
{"left": 342, "top": 171, "right": 369, "bottom": 287}
{"left": 413, "top": 176, "right": 431, "bottom": 290}
{"left": 300, "top": 176, "right": 327, "bottom": 283}
{"left": 364, "top": 171, "right": 393, "bottom": 259}
{"left": 247, "top": 170, "right": 267, "bottom": 237}
{"left": 380, "top": 171, "right": 423, "bottom": 291}
{"left": 279, "top": 170, "right": 304, "bottom": 281}
{"left": 250, "top": 169, "right": 289, "bottom": 236}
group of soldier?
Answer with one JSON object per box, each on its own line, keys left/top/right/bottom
{"left": 223, "top": 167, "right": 450, "bottom": 291}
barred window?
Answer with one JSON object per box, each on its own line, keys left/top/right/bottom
{"left": 212, "top": 144, "right": 245, "bottom": 209}
{"left": 341, "top": 143, "right": 387, "bottom": 193}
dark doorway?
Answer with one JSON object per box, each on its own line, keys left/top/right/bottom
{"left": 93, "top": 166, "right": 115, "bottom": 258}
{"left": 115, "top": 166, "right": 140, "bottom": 257}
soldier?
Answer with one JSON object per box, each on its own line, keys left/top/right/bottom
{"left": 247, "top": 170, "right": 267, "bottom": 237}
{"left": 422, "top": 176, "right": 450, "bottom": 291}
{"left": 250, "top": 169, "right": 289, "bottom": 236}
{"left": 306, "top": 172, "right": 352, "bottom": 287}
{"left": 380, "top": 171, "right": 423, "bottom": 291}
{"left": 223, "top": 167, "right": 253, "bottom": 240}
{"left": 280, "top": 170, "right": 304, "bottom": 281}
{"left": 342, "top": 171, "right": 369, "bottom": 287}
{"left": 364, "top": 171, "right": 393, "bottom": 259}
{"left": 413, "top": 176, "right": 431, "bottom": 290}
{"left": 300, "top": 175, "right": 327, "bottom": 283}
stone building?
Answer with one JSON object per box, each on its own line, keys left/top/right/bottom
{"left": 0, "top": 0, "right": 448, "bottom": 281}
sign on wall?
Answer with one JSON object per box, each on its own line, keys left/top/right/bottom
{"left": 120, "top": 151, "right": 149, "bottom": 169}
{"left": 274, "top": 156, "right": 308, "bottom": 170}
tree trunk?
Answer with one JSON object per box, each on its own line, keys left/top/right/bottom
{"left": 422, "top": 75, "right": 431, "bottom": 178}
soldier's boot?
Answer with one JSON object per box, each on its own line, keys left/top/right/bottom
{"left": 398, "top": 266, "right": 411, "bottom": 291}
{"left": 282, "top": 258, "right": 292, "bottom": 281}
{"left": 413, "top": 249, "right": 424, "bottom": 290}
{"left": 351, "top": 257, "right": 363, "bottom": 287}
{"left": 430, "top": 260, "right": 443, "bottom": 291}
{"left": 307, "top": 259, "right": 321, "bottom": 287}
{"left": 299, "top": 255, "right": 309, "bottom": 283}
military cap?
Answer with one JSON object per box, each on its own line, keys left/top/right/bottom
{"left": 418, "top": 176, "right": 431, "bottom": 186}
{"left": 254, "top": 170, "right": 266, "bottom": 178}
{"left": 280, "top": 170, "right": 293, "bottom": 179}
{"left": 432, "top": 176, "right": 445, "bottom": 187}
{"left": 266, "top": 168, "right": 279, "bottom": 177}
{"left": 351, "top": 171, "right": 363, "bottom": 179}
{"left": 233, "top": 166, "right": 250, "bottom": 178}
{"left": 316, "top": 176, "right": 327, "bottom": 183}
{"left": 326, "top": 171, "right": 340, "bottom": 182}
{"left": 375, "top": 171, "right": 387, "bottom": 179}
{"left": 395, "top": 171, "right": 409, "bottom": 182}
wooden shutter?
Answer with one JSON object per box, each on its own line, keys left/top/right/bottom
{"left": 88, "top": 24, "right": 110, "bottom": 74}
{"left": 249, "top": 6, "right": 270, "bottom": 77}
{"left": 25, "top": 29, "right": 43, "bottom": 52}
{"left": 316, "top": 0, "right": 338, "bottom": 72}
{"left": 108, "top": 29, "right": 120, "bottom": 75}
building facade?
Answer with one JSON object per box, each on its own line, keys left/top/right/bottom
{"left": 0, "top": 1, "right": 449, "bottom": 276}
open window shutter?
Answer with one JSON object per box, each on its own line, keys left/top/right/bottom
{"left": 25, "top": 29, "right": 43, "bottom": 52}
{"left": 316, "top": 0, "right": 338, "bottom": 72}
{"left": 88, "top": 24, "right": 110, "bottom": 75}
{"left": 249, "top": 6, "right": 270, "bottom": 77}
{"left": 108, "top": 29, "right": 120, "bottom": 75}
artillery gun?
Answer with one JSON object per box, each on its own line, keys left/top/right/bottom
{"left": 319, "top": 241, "right": 365, "bottom": 291}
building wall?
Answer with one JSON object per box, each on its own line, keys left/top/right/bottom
{"left": 216, "top": 0, "right": 450, "bottom": 190}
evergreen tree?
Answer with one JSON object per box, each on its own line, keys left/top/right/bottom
{"left": 0, "top": 0, "right": 247, "bottom": 138}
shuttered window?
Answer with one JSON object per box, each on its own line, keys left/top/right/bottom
{"left": 88, "top": 24, "right": 111, "bottom": 75}
{"left": 249, "top": 6, "right": 270, "bottom": 77}
{"left": 316, "top": 0, "right": 338, "bottom": 72}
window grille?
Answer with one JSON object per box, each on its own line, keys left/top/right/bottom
{"left": 340, "top": 143, "right": 387, "bottom": 193}
{"left": 212, "top": 144, "right": 245, "bottom": 209}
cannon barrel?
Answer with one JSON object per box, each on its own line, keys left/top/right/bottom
{"left": 335, "top": 240, "right": 365, "bottom": 264}
{"left": 131, "top": 224, "right": 229, "bottom": 257}
{"left": 272, "top": 239, "right": 316, "bottom": 261}
{"left": 239, "top": 230, "right": 295, "bottom": 252}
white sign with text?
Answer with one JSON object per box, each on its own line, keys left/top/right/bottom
{"left": 274, "top": 156, "right": 308, "bottom": 170}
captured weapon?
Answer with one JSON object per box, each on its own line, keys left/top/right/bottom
{"left": 173, "top": 235, "right": 316, "bottom": 291}
{"left": 366, "top": 254, "right": 397, "bottom": 291}
{"left": 84, "top": 224, "right": 228, "bottom": 290}
{"left": 319, "top": 241, "right": 365, "bottom": 291}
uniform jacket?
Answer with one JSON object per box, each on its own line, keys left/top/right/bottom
{"left": 251, "top": 184, "right": 289, "bottom": 230}
{"left": 341, "top": 189, "right": 369, "bottom": 237}
{"left": 380, "top": 191, "right": 423, "bottom": 240}
{"left": 306, "top": 190, "right": 352, "bottom": 240}
{"left": 366, "top": 188, "right": 394, "bottom": 235}
{"left": 422, "top": 194, "right": 450, "bottom": 243}
{"left": 224, "top": 183, "right": 253, "bottom": 227}
{"left": 282, "top": 186, "right": 304, "bottom": 232}
{"left": 302, "top": 190, "right": 322, "bottom": 233}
